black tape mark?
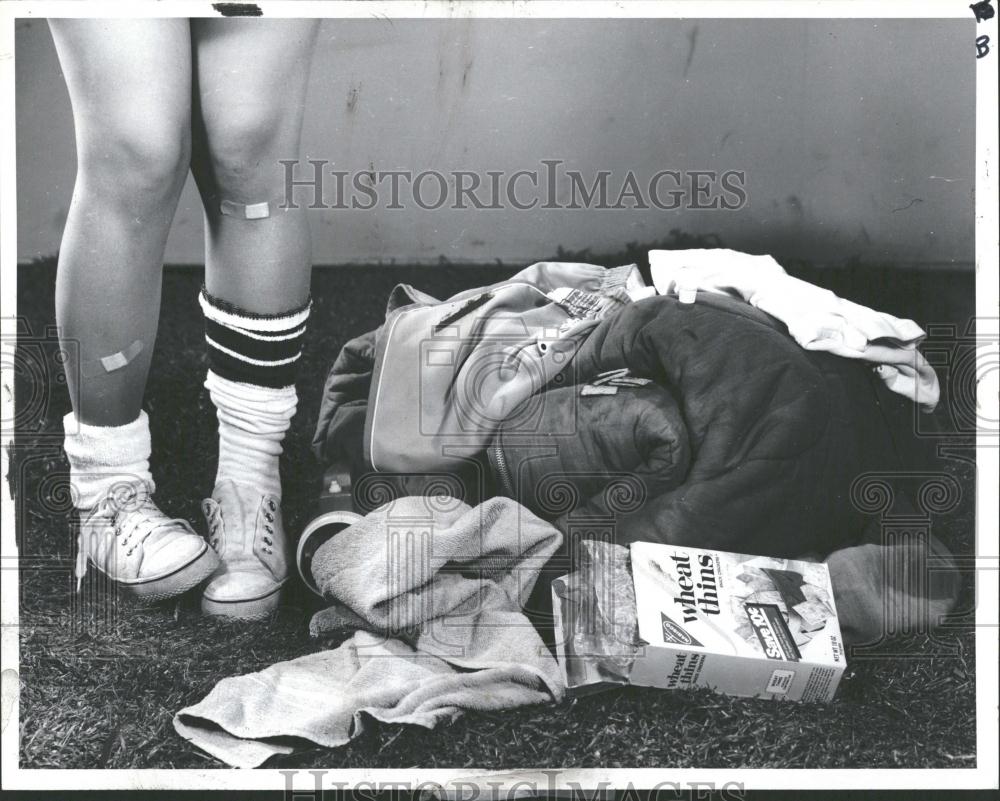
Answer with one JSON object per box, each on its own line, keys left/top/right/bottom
{"left": 892, "top": 198, "right": 924, "bottom": 213}
{"left": 212, "top": 3, "right": 263, "bottom": 16}
{"left": 682, "top": 25, "right": 699, "bottom": 78}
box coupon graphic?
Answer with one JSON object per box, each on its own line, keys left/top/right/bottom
{"left": 745, "top": 603, "right": 801, "bottom": 661}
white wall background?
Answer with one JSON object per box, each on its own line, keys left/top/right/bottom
{"left": 15, "top": 17, "right": 975, "bottom": 267}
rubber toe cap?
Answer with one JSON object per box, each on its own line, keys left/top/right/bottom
{"left": 203, "top": 569, "right": 281, "bottom": 603}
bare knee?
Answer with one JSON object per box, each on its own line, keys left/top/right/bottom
{"left": 203, "top": 104, "right": 298, "bottom": 202}
{"left": 78, "top": 120, "right": 191, "bottom": 213}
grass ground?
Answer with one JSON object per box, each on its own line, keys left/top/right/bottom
{"left": 13, "top": 252, "right": 977, "bottom": 769}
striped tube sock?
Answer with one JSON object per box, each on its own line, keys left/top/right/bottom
{"left": 200, "top": 288, "right": 310, "bottom": 497}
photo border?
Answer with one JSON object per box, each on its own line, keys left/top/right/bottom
{"left": 1, "top": 0, "right": 996, "bottom": 793}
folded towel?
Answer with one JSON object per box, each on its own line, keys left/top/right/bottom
{"left": 174, "top": 496, "right": 564, "bottom": 767}
{"left": 649, "top": 248, "right": 940, "bottom": 410}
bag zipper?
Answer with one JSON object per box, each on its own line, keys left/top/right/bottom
{"left": 489, "top": 436, "right": 516, "bottom": 498}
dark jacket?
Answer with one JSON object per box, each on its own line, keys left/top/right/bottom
{"left": 493, "top": 292, "right": 922, "bottom": 557}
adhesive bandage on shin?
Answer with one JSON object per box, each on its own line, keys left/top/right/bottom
{"left": 200, "top": 288, "right": 310, "bottom": 497}
{"left": 79, "top": 339, "right": 145, "bottom": 378}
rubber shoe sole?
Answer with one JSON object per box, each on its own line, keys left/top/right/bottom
{"left": 201, "top": 582, "right": 285, "bottom": 621}
{"left": 295, "top": 510, "right": 362, "bottom": 596}
{"left": 88, "top": 543, "right": 220, "bottom": 604}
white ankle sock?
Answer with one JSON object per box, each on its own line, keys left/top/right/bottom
{"left": 62, "top": 411, "right": 155, "bottom": 510}
{"left": 206, "top": 371, "right": 296, "bottom": 498}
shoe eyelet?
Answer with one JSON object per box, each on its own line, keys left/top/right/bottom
{"left": 267, "top": 500, "right": 276, "bottom": 511}
{"left": 265, "top": 512, "right": 274, "bottom": 522}
{"left": 263, "top": 537, "right": 272, "bottom": 545}
{"left": 265, "top": 525, "right": 273, "bottom": 534}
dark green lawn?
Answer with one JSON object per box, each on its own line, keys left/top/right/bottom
{"left": 13, "top": 250, "right": 977, "bottom": 769}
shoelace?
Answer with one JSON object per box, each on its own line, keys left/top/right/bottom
{"left": 203, "top": 497, "right": 278, "bottom": 555}
{"left": 75, "top": 492, "right": 192, "bottom": 590}
{"left": 203, "top": 501, "right": 223, "bottom": 550}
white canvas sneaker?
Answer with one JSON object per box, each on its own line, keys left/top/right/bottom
{"left": 75, "top": 481, "right": 219, "bottom": 602}
{"left": 200, "top": 479, "right": 288, "bottom": 619}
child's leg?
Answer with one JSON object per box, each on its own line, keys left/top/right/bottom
{"left": 49, "top": 19, "right": 193, "bottom": 427}
{"left": 50, "top": 20, "right": 219, "bottom": 598}
{"left": 191, "top": 18, "right": 318, "bottom": 311}
{"left": 190, "top": 20, "right": 320, "bottom": 618}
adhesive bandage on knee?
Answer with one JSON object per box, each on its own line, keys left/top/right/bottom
{"left": 200, "top": 288, "right": 310, "bottom": 497}
{"left": 217, "top": 197, "right": 286, "bottom": 221}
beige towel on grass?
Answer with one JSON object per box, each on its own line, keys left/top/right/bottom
{"left": 827, "top": 533, "right": 962, "bottom": 647}
{"left": 174, "top": 496, "right": 564, "bottom": 767}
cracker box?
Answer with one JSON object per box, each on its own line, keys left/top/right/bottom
{"left": 552, "top": 541, "right": 847, "bottom": 702}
